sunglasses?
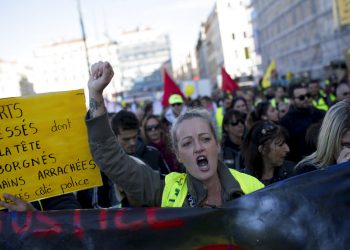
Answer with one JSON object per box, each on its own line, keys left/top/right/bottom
{"left": 171, "top": 103, "right": 182, "bottom": 107}
{"left": 295, "top": 93, "right": 311, "bottom": 101}
{"left": 230, "top": 119, "right": 245, "bottom": 126}
{"left": 146, "top": 124, "right": 160, "bottom": 132}
{"left": 342, "top": 92, "right": 350, "bottom": 97}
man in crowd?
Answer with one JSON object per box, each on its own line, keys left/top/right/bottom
{"left": 280, "top": 83, "right": 325, "bottom": 162}
{"left": 308, "top": 79, "right": 332, "bottom": 111}
{"left": 164, "top": 94, "right": 187, "bottom": 125}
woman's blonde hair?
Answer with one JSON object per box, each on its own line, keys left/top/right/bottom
{"left": 297, "top": 99, "right": 350, "bottom": 168}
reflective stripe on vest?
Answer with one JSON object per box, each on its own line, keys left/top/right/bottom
{"left": 161, "top": 169, "right": 264, "bottom": 207}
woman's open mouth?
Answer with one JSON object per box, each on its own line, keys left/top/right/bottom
{"left": 197, "top": 155, "right": 209, "bottom": 171}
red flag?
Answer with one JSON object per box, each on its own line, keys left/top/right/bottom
{"left": 161, "top": 69, "right": 185, "bottom": 107}
{"left": 221, "top": 67, "right": 239, "bottom": 92}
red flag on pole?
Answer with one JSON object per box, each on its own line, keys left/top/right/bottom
{"left": 161, "top": 69, "right": 185, "bottom": 107}
{"left": 221, "top": 67, "right": 239, "bottom": 92}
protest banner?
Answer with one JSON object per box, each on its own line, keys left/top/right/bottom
{"left": 0, "top": 89, "right": 102, "bottom": 205}
{"left": 0, "top": 161, "right": 349, "bottom": 249}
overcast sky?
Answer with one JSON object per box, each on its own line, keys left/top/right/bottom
{"left": 0, "top": 0, "right": 216, "bottom": 68}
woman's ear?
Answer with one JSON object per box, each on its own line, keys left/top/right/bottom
{"left": 258, "top": 145, "right": 263, "bottom": 153}
{"left": 175, "top": 151, "right": 182, "bottom": 163}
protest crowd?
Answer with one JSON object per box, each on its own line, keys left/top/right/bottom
{"left": 0, "top": 60, "right": 349, "bottom": 212}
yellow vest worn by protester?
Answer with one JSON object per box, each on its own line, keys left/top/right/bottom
{"left": 312, "top": 96, "right": 328, "bottom": 112}
{"left": 215, "top": 107, "right": 224, "bottom": 138}
{"left": 161, "top": 169, "right": 264, "bottom": 207}
{"left": 312, "top": 90, "right": 335, "bottom": 112}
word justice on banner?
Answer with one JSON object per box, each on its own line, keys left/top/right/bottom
{"left": 1, "top": 161, "right": 350, "bottom": 249}
{"left": 0, "top": 89, "right": 102, "bottom": 207}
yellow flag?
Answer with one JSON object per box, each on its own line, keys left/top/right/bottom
{"left": 262, "top": 59, "right": 276, "bottom": 88}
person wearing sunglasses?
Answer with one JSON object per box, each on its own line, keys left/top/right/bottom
{"left": 280, "top": 83, "right": 325, "bottom": 162}
{"left": 85, "top": 61, "right": 264, "bottom": 208}
{"left": 241, "top": 121, "right": 295, "bottom": 186}
{"left": 141, "top": 114, "right": 181, "bottom": 172}
{"left": 221, "top": 109, "right": 246, "bottom": 170}
{"left": 164, "top": 94, "right": 187, "bottom": 126}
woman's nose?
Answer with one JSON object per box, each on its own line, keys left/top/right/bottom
{"left": 284, "top": 143, "right": 290, "bottom": 152}
{"left": 193, "top": 140, "right": 204, "bottom": 153}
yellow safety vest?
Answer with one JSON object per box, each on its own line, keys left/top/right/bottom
{"left": 215, "top": 107, "right": 224, "bottom": 138}
{"left": 312, "top": 96, "right": 328, "bottom": 111}
{"left": 270, "top": 98, "right": 289, "bottom": 108}
{"left": 161, "top": 169, "right": 264, "bottom": 207}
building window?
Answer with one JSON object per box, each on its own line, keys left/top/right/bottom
{"left": 244, "top": 47, "right": 250, "bottom": 59}
{"left": 243, "top": 32, "right": 247, "bottom": 38}
{"left": 232, "top": 33, "right": 235, "bottom": 40}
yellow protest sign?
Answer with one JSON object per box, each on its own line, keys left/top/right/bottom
{"left": 0, "top": 89, "right": 102, "bottom": 205}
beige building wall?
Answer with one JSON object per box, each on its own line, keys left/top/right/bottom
{"left": 252, "top": 0, "right": 350, "bottom": 78}
{"left": 32, "top": 39, "right": 121, "bottom": 100}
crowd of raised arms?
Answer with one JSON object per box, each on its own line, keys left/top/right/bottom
{"left": 1, "top": 61, "right": 350, "bottom": 210}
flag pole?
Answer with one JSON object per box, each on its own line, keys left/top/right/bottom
{"left": 77, "top": 0, "right": 91, "bottom": 75}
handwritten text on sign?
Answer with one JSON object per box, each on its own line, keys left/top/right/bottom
{"left": 0, "top": 89, "right": 102, "bottom": 204}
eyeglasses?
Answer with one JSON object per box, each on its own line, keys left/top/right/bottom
{"left": 230, "top": 119, "right": 245, "bottom": 126}
{"left": 295, "top": 93, "right": 311, "bottom": 101}
{"left": 171, "top": 103, "right": 182, "bottom": 107}
{"left": 146, "top": 124, "right": 160, "bottom": 132}
{"left": 260, "top": 121, "right": 276, "bottom": 136}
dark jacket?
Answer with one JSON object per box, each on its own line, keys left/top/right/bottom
{"left": 280, "top": 106, "right": 325, "bottom": 162}
{"left": 148, "top": 141, "right": 181, "bottom": 172}
{"left": 221, "top": 139, "right": 244, "bottom": 170}
{"left": 32, "top": 193, "right": 81, "bottom": 211}
{"left": 135, "top": 138, "right": 170, "bottom": 175}
{"left": 293, "top": 161, "right": 318, "bottom": 176}
{"left": 243, "top": 160, "right": 295, "bottom": 186}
